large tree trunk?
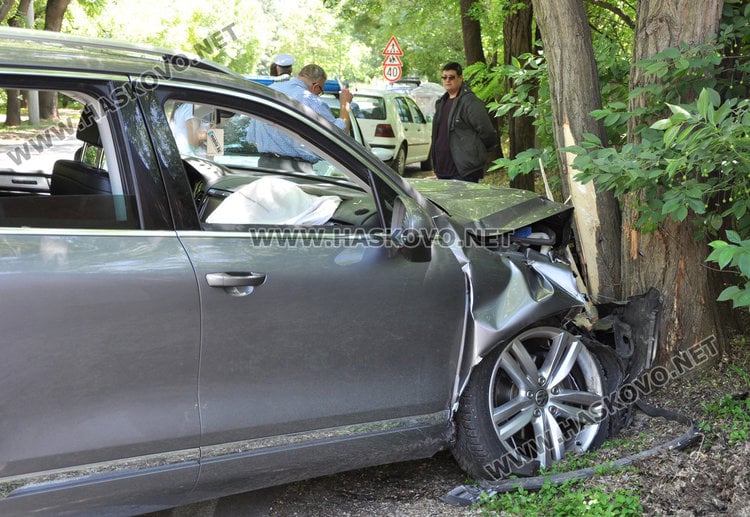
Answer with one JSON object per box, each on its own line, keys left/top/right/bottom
{"left": 39, "top": 0, "right": 72, "bottom": 120}
{"left": 625, "top": 0, "right": 730, "bottom": 363}
{"left": 503, "top": 0, "right": 536, "bottom": 192}
{"left": 532, "top": 0, "right": 622, "bottom": 304}
{"left": 460, "top": 0, "right": 485, "bottom": 65}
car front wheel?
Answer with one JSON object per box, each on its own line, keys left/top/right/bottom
{"left": 452, "top": 326, "right": 609, "bottom": 481}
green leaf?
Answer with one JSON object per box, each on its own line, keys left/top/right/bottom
{"left": 650, "top": 118, "right": 671, "bottom": 130}
{"left": 604, "top": 112, "right": 621, "bottom": 127}
{"left": 667, "top": 103, "right": 692, "bottom": 118}
{"left": 718, "top": 246, "right": 737, "bottom": 268}
{"left": 581, "top": 132, "right": 602, "bottom": 145}
{"left": 706, "top": 88, "right": 722, "bottom": 108}
{"left": 708, "top": 214, "right": 724, "bottom": 231}
{"left": 734, "top": 288, "right": 750, "bottom": 308}
{"left": 697, "top": 92, "right": 708, "bottom": 118}
{"left": 727, "top": 229, "right": 743, "bottom": 244}
{"left": 717, "top": 285, "right": 741, "bottom": 302}
{"left": 664, "top": 125, "right": 680, "bottom": 147}
{"left": 662, "top": 196, "right": 682, "bottom": 215}
{"left": 661, "top": 47, "right": 682, "bottom": 59}
{"left": 738, "top": 253, "right": 750, "bottom": 277}
{"left": 687, "top": 197, "right": 706, "bottom": 214}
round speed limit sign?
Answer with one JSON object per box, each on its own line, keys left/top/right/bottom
{"left": 383, "top": 64, "right": 402, "bottom": 82}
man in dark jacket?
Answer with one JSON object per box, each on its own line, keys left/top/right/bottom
{"left": 431, "top": 62, "right": 498, "bottom": 182}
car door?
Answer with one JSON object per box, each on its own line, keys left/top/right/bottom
{"left": 397, "top": 96, "right": 431, "bottom": 162}
{"left": 0, "top": 77, "right": 201, "bottom": 510}
{"left": 148, "top": 88, "right": 468, "bottom": 487}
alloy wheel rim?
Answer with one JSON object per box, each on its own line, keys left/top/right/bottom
{"left": 488, "top": 327, "right": 605, "bottom": 470}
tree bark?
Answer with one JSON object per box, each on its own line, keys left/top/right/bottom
{"left": 503, "top": 0, "right": 536, "bottom": 192}
{"left": 0, "top": 0, "right": 15, "bottom": 23}
{"left": 9, "top": 0, "right": 30, "bottom": 27}
{"left": 4, "top": 89, "right": 21, "bottom": 126}
{"left": 43, "top": 0, "right": 70, "bottom": 31}
{"left": 460, "top": 0, "right": 485, "bottom": 65}
{"left": 625, "top": 0, "right": 729, "bottom": 363}
{"left": 531, "top": 0, "right": 622, "bottom": 304}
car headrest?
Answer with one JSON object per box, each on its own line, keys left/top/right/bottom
{"left": 50, "top": 159, "right": 111, "bottom": 196}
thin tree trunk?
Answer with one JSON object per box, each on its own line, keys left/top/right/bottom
{"left": 504, "top": 0, "right": 536, "bottom": 192}
{"left": 0, "top": 0, "right": 16, "bottom": 23}
{"left": 4, "top": 89, "right": 21, "bottom": 126}
{"left": 532, "top": 0, "right": 622, "bottom": 304}
{"left": 4, "top": 0, "right": 33, "bottom": 126}
{"left": 625, "top": 0, "right": 729, "bottom": 363}
{"left": 460, "top": 0, "right": 485, "bottom": 65}
{"left": 38, "top": 0, "right": 72, "bottom": 120}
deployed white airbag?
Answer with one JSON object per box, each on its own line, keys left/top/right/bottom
{"left": 206, "top": 176, "right": 342, "bottom": 225}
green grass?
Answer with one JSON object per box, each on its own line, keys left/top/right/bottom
{"left": 476, "top": 479, "right": 642, "bottom": 517}
{"left": 476, "top": 442, "right": 643, "bottom": 516}
{"left": 698, "top": 365, "right": 750, "bottom": 446}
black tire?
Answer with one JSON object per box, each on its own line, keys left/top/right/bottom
{"left": 452, "top": 326, "right": 609, "bottom": 481}
{"left": 419, "top": 150, "right": 432, "bottom": 171}
{"left": 390, "top": 145, "right": 406, "bottom": 175}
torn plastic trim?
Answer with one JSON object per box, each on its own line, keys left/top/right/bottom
{"left": 442, "top": 399, "right": 701, "bottom": 507}
{"left": 591, "top": 288, "right": 663, "bottom": 382}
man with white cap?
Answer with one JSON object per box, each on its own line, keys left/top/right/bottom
{"left": 270, "top": 53, "right": 295, "bottom": 78}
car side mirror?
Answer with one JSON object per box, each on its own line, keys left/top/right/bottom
{"left": 390, "top": 195, "right": 432, "bottom": 262}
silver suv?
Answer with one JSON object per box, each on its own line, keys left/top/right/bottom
{"left": 0, "top": 27, "right": 641, "bottom": 516}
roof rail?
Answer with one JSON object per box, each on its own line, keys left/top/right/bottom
{"left": 0, "top": 27, "right": 242, "bottom": 78}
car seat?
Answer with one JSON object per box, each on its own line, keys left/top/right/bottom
{"left": 51, "top": 105, "right": 111, "bottom": 195}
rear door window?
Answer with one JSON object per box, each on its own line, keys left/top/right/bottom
{"left": 0, "top": 87, "right": 139, "bottom": 229}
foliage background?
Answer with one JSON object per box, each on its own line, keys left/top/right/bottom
{"left": 58, "top": 0, "right": 472, "bottom": 85}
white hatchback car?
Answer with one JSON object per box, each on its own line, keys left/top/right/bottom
{"left": 351, "top": 89, "right": 433, "bottom": 175}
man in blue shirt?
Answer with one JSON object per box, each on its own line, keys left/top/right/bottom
{"left": 248, "top": 64, "right": 353, "bottom": 169}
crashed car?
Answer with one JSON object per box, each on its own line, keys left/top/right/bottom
{"left": 0, "top": 28, "right": 651, "bottom": 516}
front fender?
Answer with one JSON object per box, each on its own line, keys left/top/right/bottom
{"left": 451, "top": 245, "right": 586, "bottom": 409}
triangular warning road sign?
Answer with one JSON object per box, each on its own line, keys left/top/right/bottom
{"left": 382, "top": 36, "right": 403, "bottom": 56}
{"left": 382, "top": 54, "right": 403, "bottom": 66}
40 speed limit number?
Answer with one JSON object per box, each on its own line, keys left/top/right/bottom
{"left": 383, "top": 64, "right": 402, "bottom": 82}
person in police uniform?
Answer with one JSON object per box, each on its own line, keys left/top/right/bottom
{"left": 270, "top": 53, "right": 295, "bottom": 78}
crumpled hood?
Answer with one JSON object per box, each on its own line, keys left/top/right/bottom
{"left": 406, "top": 178, "right": 573, "bottom": 233}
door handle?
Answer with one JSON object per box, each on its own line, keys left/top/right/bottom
{"left": 206, "top": 272, "right": 267, "bottom": 288}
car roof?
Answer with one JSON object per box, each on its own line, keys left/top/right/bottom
{"left": 351, "top": 89, "right": 411, "bottom": 98}
{"left": 246, "top": 76, "right": 345, "bottom": 94}
{"left": 0, "top": 27, "right": 255, "bottom": 89}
